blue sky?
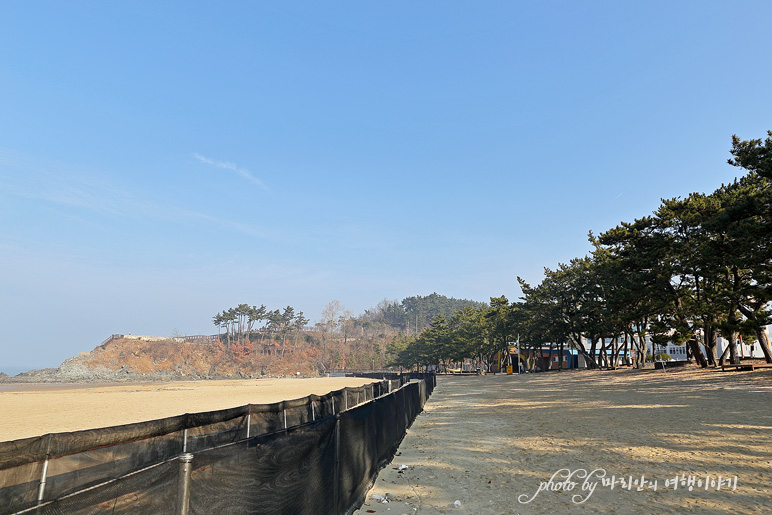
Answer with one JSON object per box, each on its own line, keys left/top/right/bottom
{"left": 1, "top": 1, "right": 771, "bottom": 372}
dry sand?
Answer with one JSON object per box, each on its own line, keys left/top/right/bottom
{"left": 355, "top": 368, "right": 772, "bottom": 515}
{"left": 4, "top": 370, "right": 770, "bottom": 513}
{"left": 0, "top": 377, "right": 375, "bottom": 441}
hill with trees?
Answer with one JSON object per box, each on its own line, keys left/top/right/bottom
{"left": 2, "top": 293, "right": 484, "bottom": 381}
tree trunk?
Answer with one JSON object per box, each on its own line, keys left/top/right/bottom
{"left": 598, "top": 339, "right": 607, "bottom": 368}
{"left": 635, "top": 333, "right": 647, "bottom": 368}
{"left": 637, "top": 317, "right": 652, "bottom": 368}
{"left": 756, "top": 329, "right": 772, "bottom": 363}
{"left": 589, "top": 338, "right": 599, "bottom": 369}
{"left": 688, "top": 338, "right": 708, "bottom": 368}
{"left": 558, "top": 342, "right": 564, "bottom": 370}
{"left": 704, "top": 326, "right": 718, "bottom": 366}
{"left": 611, "top": 337, "right": 620, "bottom": 368}
{"left": 736, "top": 302, "right": 772, "bottom": 363}
{"left": 718, "top": 343, "right": 730, "bottom": 365}
{"left": 728, "top": 332, "right": 740, "bottom": 364}
{"left": 621, "top": 334, "right": 630, "bottom": 366}
{"left": 546, "top": 344, "right": 554, "bottom": 371}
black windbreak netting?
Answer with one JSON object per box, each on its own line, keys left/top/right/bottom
{"left": 185, "top": 416, "right": 245, "bottom": 454}
{"left": 188, "top": 416, "right": 337, "bottom": 515}
{"left": 34, "top": 459, "right": 178, "bottom": 515}
{"left": 1, "top": 374, "right": 434, "bottom": 515}
{"left": 0, "top": 460, "right": 42, "bottom": 513}
{"left": 0, "top": 415, "right": 186, "bottom": 469}
{"left": 373, "top": 393, "right": 404, "bottom": 466}
{"left": 43, "top": 429, "right": 183, "bottom": 501}
{"left": 337, "top": 402, "right": 378, "bottom": 515}
{"left": 0, "top": 423, "right": 186, "bottom": 512}
{"left": 392, "top": 387, "right": 410, "bottom": 440}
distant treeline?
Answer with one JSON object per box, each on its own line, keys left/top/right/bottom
{"left": 212, "top": 304, "right": 309, "bottom": 354}
{"left": 209, "top": 293, "right": 485, "bottom": 373}
{"left": 358, "top": 293, "right": 487, "bottom": 336}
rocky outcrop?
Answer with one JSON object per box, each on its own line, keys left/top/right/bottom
{"left": 56, "top": 357, "right": 130, "bottom": 381}
{"left": 3, "top": 368, "right": 60, "bottom": 383}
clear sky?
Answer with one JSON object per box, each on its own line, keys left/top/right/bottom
{"left": 1, "top": 1, "right": 771, "bottom": 372}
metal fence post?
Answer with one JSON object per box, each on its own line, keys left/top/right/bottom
{"left": 177, "top": 453, "right": 194, "bottom": 515}
{"left": 333, "top": 414, "right": 340, "bottom": 513}
{"left": 36, "top": 434, "right": 52, "bottom": 506}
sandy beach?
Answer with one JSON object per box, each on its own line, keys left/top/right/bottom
{"left": 4, "top": 369, "right": 770, "bottom": 513}
{"left": 355, "top": 368, "right": 772, "bottom": 514}
{"left": 0, "top": 377, "right": 375, "bottom": 441}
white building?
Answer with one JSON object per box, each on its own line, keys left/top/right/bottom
{"left": 581, "top": 335, "right": 688, "bottom": 361}
{"left": 584, "top": 326, "right": 771, "bottom": 363}
{"left": 712, "top": 326, "right": 771, "bottom": 359}
{"left": 575, "top": 326, "right": 771, "bottom": 366}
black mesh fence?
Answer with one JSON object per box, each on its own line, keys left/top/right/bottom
{"left": 1, "top": 373, "right": 434, "bottom": 515}
{"left": 187, "top": 417, "right": 339, "bottom": 515}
